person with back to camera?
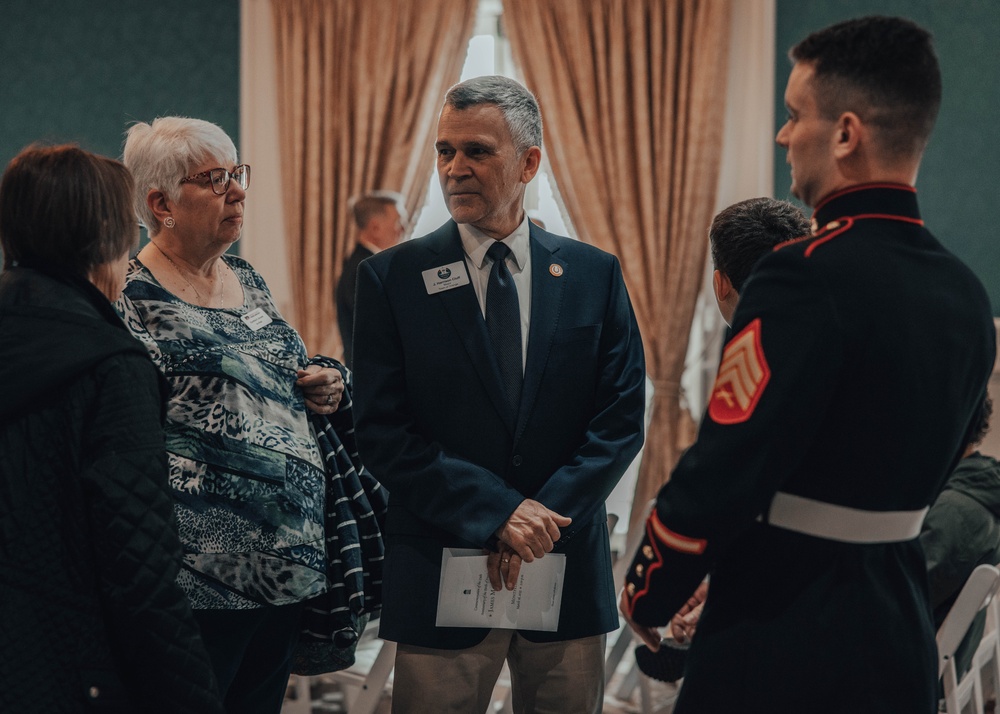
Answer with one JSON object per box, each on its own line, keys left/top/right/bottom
{"left": 632, "top": 197, "right": 811, "bottom": 684}
{"left": 922, "top": 394, "right": 1000, "bottom": 684}
{"left": 336, "top": 190, "right": 407, "bottom": 367}
{"left": 620, "top": 16, "right": 996, "bottom": 713}
{"left": 0, "top": 144, "right": 224, "bottom": 713}
{"left": 118, "top": 116, "right": 350, "bottom": 714}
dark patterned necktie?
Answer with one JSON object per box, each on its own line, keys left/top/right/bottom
{"left": 485, "top": 241, "right": 522, "bottom": 416}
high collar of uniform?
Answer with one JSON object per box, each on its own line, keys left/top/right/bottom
{"left": 812, "top": 183, "right": 921, "bottom": 233}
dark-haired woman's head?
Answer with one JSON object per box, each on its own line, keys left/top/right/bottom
{"left": 0, "top": 144, "right": 138, "bottom": 299}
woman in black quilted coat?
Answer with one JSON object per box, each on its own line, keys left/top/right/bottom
{"left": 0, "top": 145, "right": 224, "bottom": 713}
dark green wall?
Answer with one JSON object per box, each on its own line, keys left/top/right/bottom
{"left": 775, "top": 1, "right": 1000, "bottom": 314}
{"left": 1, "top": 0, "right": 240, "bottom": 170}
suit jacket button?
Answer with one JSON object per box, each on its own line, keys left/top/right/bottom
{"left": 88, "top": 687, "right": 100, "bottom": 699}
{"left": 511, "top": 455, "right": 523, "bottom": 467}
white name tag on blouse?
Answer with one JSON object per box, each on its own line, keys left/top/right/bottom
{"left": 241, "top": 308, "right": 273, "bottom": 331}
{"left": 422, "top": 261, "right": 470, "bottom": 294}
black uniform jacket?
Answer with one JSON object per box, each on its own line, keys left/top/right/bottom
{"left": 0, "top": 265, "right": 223, "bottom": 714}
{"left": 623, "top": 184, "right": 996, "bottom": 713}
{"left": 353, "top": 220, "right": 646, "bottom": 649}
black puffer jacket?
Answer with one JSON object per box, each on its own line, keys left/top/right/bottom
{"left": 0, "top": 265, "right": 223, "bottom": 714}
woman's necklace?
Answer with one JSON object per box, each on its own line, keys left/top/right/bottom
{"left": 150, "top": 240, "right": 225, "bottom": 307}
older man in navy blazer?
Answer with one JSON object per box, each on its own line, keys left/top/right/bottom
{"left": 353, "top": 75, "right": 646, "bottom": 713}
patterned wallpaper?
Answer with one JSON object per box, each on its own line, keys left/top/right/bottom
{"left": 0, "top": 0, "right": 240, "bottom": 169}
{"left": 775, "top": 0, "right": 1000, "bottom": 314}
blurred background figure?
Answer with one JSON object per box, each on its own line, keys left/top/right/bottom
{"left": 0, "top": 144, "right": 223, "bottom": 713}
{"left": 922, "top": 395, "right": 1000, "bottom": 681}
{"left": 120, "top": 116, "right": 346, "bottom": 714}
{"left": 336, "top": 190, "right": 406, "bottom": 367}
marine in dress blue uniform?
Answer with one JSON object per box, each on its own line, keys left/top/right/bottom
{"left": 622, "top": 16, "right": 997, "bottom": 714}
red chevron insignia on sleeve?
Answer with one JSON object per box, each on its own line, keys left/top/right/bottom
{"left": 708, "top": 318, "right": 770, "bottom": 425}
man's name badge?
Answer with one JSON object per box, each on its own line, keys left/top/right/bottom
{"left": 241, "top": 307, "right": 273, "bottom": 331}
{"left": 422, "top": 261, "right": 470, "bottom": 294}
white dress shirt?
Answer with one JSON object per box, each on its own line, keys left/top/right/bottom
{"left": 458, "top": 215, "right": 532, "bottom": 370}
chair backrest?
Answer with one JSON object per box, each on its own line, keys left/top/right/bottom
{"left": 937, "top": 564, "right": 1000, "bottom": 714}
{"left": 937, "top": 564, "right": 1000, "bottom": 677}
{"left": 971, "top": 584, "right": 1000, "bottom": 713}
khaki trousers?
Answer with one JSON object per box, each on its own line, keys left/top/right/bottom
{"left": 391, "top": 629, "right": 606, "bottom": 714}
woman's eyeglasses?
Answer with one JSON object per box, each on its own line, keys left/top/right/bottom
{"left": 180, "top": 164, "right": 251, "bottom": 195}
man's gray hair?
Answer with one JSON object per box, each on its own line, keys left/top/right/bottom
{"left": 444, "top": 75, "right": 542, "bottom": 153}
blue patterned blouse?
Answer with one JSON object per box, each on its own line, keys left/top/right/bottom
{"left": 117, "top": 255, "right": 327, "bottom": 610}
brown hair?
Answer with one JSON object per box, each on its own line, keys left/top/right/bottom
{"left": 710, "top": 198, "right": 810, "bottom": 293}
{"left": 0, "top": 144, "right": 137, "bottom": 273}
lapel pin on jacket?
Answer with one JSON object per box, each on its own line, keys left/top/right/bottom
{"left": 549, "top": 264, "right": 564, "bottom": 277}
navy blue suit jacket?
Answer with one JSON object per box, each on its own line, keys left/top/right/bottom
{"left": 353, "top": 220, "right": 646, "bottom": 648}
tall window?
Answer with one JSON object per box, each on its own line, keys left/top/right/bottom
{"left": 410, "top": 2, "right": 573, "bottom": 238}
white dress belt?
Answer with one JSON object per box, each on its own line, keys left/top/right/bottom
{"left": 762, "top": 491, "right": 928, "bottom": 544}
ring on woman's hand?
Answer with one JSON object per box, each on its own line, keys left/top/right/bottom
{"left": 502, "top": 558, "right": 510, "bottom": 563}
{"left": 326, "top": 394, "right": 334, "bottom": 405}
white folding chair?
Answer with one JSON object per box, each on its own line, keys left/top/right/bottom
{"left": 606, "top": 503, "right": 655, "bottom": 695}
{"left": 603, "top": 502, "right": 680, "bottom": 714}
{"left": 970, "top": 574, "right": 1000, "bottom": 712}
{"left": 282, "top": 622, "right": 396, "bottom": 714}
{"left": 937, "top": 563, "right": 1000, "bottom": 714}
{"left": 325, "top": 625, "right": 396, "bottom": 714}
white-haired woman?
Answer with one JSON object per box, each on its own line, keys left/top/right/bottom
{"left": 118, "top": 117, "right": 344, "bottom": 714}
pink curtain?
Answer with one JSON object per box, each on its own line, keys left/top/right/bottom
{"left": 271, "top": 0, "right": 477, "bottom": 356}
{"left": 503, "top": 0, "right": 732, "bottom": 531}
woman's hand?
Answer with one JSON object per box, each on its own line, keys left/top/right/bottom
{"left": 296, "top": 365, "right": 345, "bottom": 414}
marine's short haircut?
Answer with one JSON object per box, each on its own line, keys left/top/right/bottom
{"left": 444, "top": 75, "right": 542, "bottom": 153}
{"left": 710, "top": 198, "right": 810, "bottom": 293}
{"left": 790, "top": 15, "right": 941, "bottom": 160}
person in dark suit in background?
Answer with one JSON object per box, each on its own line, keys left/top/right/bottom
{"left": 352, "top": 75, "right": 646, "bottom": 713}
{"left": 335, "top": 190, "right": 406, "bottom": 367}
{"left": 621, "top": 16, "right": 995, "bottom": 714}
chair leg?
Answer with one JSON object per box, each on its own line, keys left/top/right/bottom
{"left": 281, "top": 675, "right": 312, "bottom": 714}
{"left": 605, "top": 626, "right": 634, "bottom": 686}
{"left": 347, "top": 640, "right": 396, "bottom": 714}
